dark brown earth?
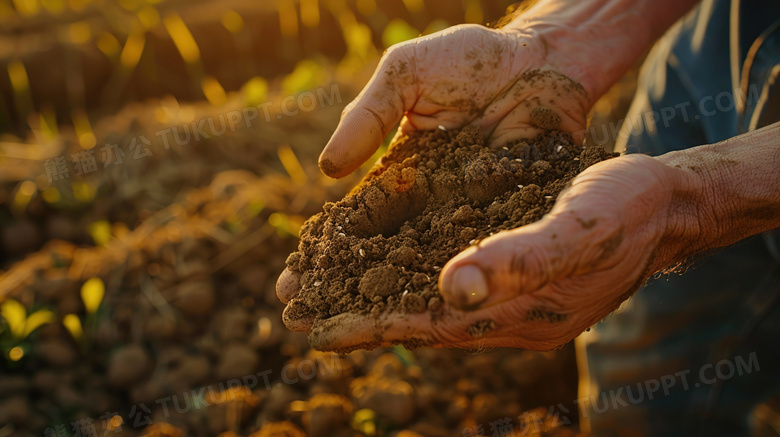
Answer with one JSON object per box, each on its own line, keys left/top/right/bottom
{"left": 285, "top": 127, "right": 616, "bottom": 324}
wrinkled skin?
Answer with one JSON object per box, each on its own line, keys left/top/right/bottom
{"left": 315, "top": 24, "right": 590, "bottom": 179}
{"left": 276, "top": 25, "right": 699, "bottom": 351}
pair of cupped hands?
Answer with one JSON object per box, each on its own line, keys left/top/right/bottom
{"left": 276, "top": 24, "right": 694, "bottom": 351}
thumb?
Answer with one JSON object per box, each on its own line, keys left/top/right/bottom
{"left": 319, "top": 44, "right": 418, "bottom": 178}
{"left": 439, "top": 215, "right": 583, "bottom": 311}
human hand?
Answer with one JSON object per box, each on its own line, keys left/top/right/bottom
{"left": 316, "top": 23, "right": 591, "bottom": 179}
{"left": 315, "top": 0, "right": 703, "bottom": 180}
{"left": 279, "top": 153, "right": 703, "bottom": 351}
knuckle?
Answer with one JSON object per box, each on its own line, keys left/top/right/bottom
{"left": 508, "top": 241, "right": 553, "bottom": 278}
{"left": 383, "top": 42, "right": 411, "bottom": 62}
{"left": 340, "top": 100, "right": 356, "bottom": 118}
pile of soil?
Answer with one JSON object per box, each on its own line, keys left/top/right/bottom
{"left": 286, "top": 127, "right": 615, "bottom": 323}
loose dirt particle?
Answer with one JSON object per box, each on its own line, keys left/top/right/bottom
{"left": 529, "top": 106, "right": 562, "bottom": 130}
{"left": 402, "top": 292, "right": 427, "bottom": 313}
{"left": 467, "top": 319, "right": 497, "bottom": 338}
{"left": 359, "top": 265, "right": 401, "bottom": 298}
{"left": 526, "top": 308, "right": 568, "bottom": 323}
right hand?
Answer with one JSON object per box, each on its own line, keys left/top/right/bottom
{"left": 279, "top": 153, "right": 704, "bottom": 352}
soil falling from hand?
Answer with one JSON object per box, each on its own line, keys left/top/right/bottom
{"left": 285, "top": 127, "right": 614, "bottom": 323}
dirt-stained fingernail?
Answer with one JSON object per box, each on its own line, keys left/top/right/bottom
{"left": 282, "top": 300, "right": 314, "bottom": 332}
{"left": 318, "top": 157, "right": 343, "bottom": 178}
{"left": 276, "top": 269, "right": 301, "bottom": 304}
{"left": 446, "top": 265, "right": 488, "bottom": 309}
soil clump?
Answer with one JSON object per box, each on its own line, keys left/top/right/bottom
{"left": 286, "top": 127, "right": 615, "bottom": 322}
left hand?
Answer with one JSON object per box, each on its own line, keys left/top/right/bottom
{"left": 314, "top": 23, "right": 591, "bottom": 179}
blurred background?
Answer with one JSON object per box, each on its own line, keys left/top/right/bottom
{"left": 0, "top": 0, "right": 646, "bottom": 436}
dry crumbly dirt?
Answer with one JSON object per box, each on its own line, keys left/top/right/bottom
{"left": 285, "top": 127, "right": 615, "bottom": 324}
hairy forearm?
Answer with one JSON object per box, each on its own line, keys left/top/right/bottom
{"left": 504, "top": 0, "right": 700, "bottom": 105}
{"left": 660, "top": 122, "right": 780, "bottom": 259}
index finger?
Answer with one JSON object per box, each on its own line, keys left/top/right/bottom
{"left": 319, "top": 43, "right": 418, "bottom": 178}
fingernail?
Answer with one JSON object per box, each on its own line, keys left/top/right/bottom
{"left": 276, "top": 269, "right": 301, "bottom": 304}
{"left": 449, "top": 265, "right": 488, "bottom": 309}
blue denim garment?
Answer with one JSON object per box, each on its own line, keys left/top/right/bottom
{"left": 579, "top": 0, "right": 780, "bottom": 435}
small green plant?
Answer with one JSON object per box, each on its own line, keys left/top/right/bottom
{"left": 63, "top": 277, "right": 105, "bottom": 351}
{"left": 0, "top": 299, "right": 55, "bottom": 365}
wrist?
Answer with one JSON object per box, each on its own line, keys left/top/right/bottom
{"left": 502, "top": 0, "right": 697, "bottom": 105}
{"left": 656, "top": 127, "right": 780, "bottom": 258}
{"left": 506, "top": 18, "right": 651, "bottom": 106}
{"left": 653, "top": 154, "right": 719, "bottom": 267}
